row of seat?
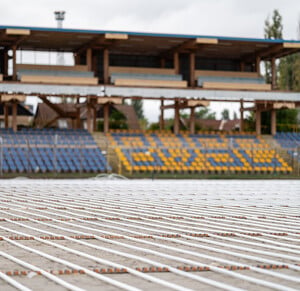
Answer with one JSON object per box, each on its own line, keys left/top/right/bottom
{"left": 110, "top": 132, "right": 292, "bottom": 173}
{"left": 275, "top": 132, "right": 300, "bottom": 161}
{"left": 16, "top": 64, "right": 98, "bottom": 85}
{"left": 108, "top": 132, "right": 268, "bottom": 149}
{"left": 0, "top": 129, "right": 110, "bottom": 173}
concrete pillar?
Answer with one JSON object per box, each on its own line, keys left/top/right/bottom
{"left": 190, "top": 107, "right": 195, "bottom": 134}
{"left": 12, "top": 46, "right": 17, "bottom": 81}
{"left": 173, "top": 52, "right": 179, "bottom": 74}
{"left": 255, "top": 108, "right": 261, "bottom": 135}
{"left": 103, "top": 102, "right": 110, "bottom": 133}
{"left": 12, "top": 101, "right": 18, "bottom": 132}
{"left": 4, "top": 103, "right": 9, "bottom": 129}
{"left": 271, "top": 109, "right": 277, "bottom": 136}
{"left": 103, "top": 48, "right": 109, "bottom": 84}
{"left": 271, "top": 57, "right": 276, "bottom": 90}
{"left": 174, "top": 100, "right": 180, "bottom": 135}
{"left": 86, "top": 48, "right": 92, "bottom": 71}
{"left": 189, "top": 52, "right": 195, "bottom": 87}
{"left": 239, "top": 99, "right": 244, "bottom": 132}
{"left": 159, "top": 99, "right": 165, "bottom": 131}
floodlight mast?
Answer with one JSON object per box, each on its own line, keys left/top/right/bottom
{"left": 54, "top": 11, "right": 65, "bottom": 65}
{"left": 54, "top": 11, "right": 65, "bottom": 29}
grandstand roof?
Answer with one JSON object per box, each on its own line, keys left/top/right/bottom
{"left": 1, "top": 25, "right": 300, "bottom": 60}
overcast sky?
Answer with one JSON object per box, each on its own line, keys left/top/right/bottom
{"left": 1, "top": 0, "right": 300, "bottom": 122}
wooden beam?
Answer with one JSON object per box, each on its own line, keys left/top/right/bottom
{"left": 4, "top": 103, "right": 9, "bottom": 129}
{"left": 86, "top": 48, "right": 92, "bottom": 71}
{"left": 256, "top": 56, "right": 261, "bottom": 75}
{"left": 240, "top": 61, "right": 245, "bottom": 72}
{"left": 3, "top": 49, "right": 8, "bottom": 77}
{"left": 271, "top": 109, "right": 276, "bottom": 136}
{"left": 38, "top": 96, "right": 77, "bottom": 118}
{"left": 159, "top": 99, "right": 164, "bottom": 131}
{"left": 76, "top": 107, "right": 81, "bottom": 129}
{"left": 190, "top": 106, "right": 195, "bottom": 134}
{"left": 196, "top": 38, "right": 218, "bottom": 44}
{"left": 174, "top": 100, "right": 180, "bottom": 135}
{"left": 271, "top": 57, "right": 276, "bottom": 90}
{"left": 103, "top": 102, "right": 110, "bottom": 133}
{"left": 189, "top": 52, "right": 195, "bottom": 87}
{"left": 43, "top": 116, "right": 59, "bottom": 128}
{"left": 12, "top": 45, "right": 17, "bottom": 81}
{"left": 283, "top": 42, "right": 300, "bottom": 49}
{"left": 12, "top": 101, "right": 18, "bottom": 132}
{"left": 103, "top": 48, "right": 109, "bottom": 84}
{"left": 239, "top": 99, "right": 244, "bottom": 132}
{"left": 86, "top": 104, "right": 92, "bottom": 133}
{"left": 6, "top": 29, "right": 30, "bottom": 35}
{"left": 255, "top": 108, "right": 261, "bottom": 135}
{"left": 105, "top": 33, "right": 128, "bottom": 40}
{"left": 173, "top": 52, "right": 179, "bottom": 74}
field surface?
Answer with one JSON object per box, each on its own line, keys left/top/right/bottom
{"left": 0, "top": 179, "right": 299, "bottom": 291}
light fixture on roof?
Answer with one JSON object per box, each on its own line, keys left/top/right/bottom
{"left": 54, "top": 11, "right": 66, "bottom": 65}
{"left": 54, "top": 11, "right": 65, "bottom": 28}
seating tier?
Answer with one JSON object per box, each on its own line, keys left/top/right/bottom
{"left": 108, "top": 132, "right": 291, "bottom": 173}
{"left": 0, "top": 129, "right": 111, "bottom": 173}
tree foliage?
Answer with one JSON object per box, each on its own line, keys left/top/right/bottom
{"left": 195, "top": 107, "right": 216, "bottom": 120}
{"left": 131, "top": 99, "right": 144, "bottom": 120}
{"left": 264, "top": 10, "right": 283, "bottom": 85}
{"left": 221, "top": 109, "right": 230, "bottom": 120}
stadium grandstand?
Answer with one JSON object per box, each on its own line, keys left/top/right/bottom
{"left": 0, "top": 25, "right": 300, "bottom": 175}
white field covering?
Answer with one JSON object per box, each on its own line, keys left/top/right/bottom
{"left": 0, "top": 179, "right": 299, "bottom": 291}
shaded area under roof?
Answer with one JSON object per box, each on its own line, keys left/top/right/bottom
{"left": 1, "top": 25, "right": 300, "bottom": 60}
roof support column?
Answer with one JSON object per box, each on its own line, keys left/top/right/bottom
{"left": 189, "top": 107, "right": 195, "bottom": 134}
{"left": 4, "top": 103, "right": 9, "bottom": 129}
{"left": 239, "top": 99, "right": 244, "bottom": 132}
{"left": 74, "top": 53, "right": 81, "bottom": 65}
{"left": 12, "top": 101, "right": 18, "bottom": 132}
{"left": 271, "top": 109, "right": 277, "bottom": 136}
{"left": 86, "top": 48, "right": 92, "bottom": 71}
{"left": 76, "top": 107, "right": 81, "bottom": 129}
{"left": 86, "top": 103, "right": 92, "bottom": 133}
{"left": 240, "top": 61, "right": 245, "bottom": 72}
{"left": 271, "top": 57, "right": 276, "bottom": 90}
{"left": 3, "top": 49, "right": 8, "bottom": 77}
{"left": 103, "top": 102, "right": 110, "bottom": 133}
{"left": 189, "top": 52, "right": 195, "bottom": 87}
{"left": 173, "top": 52, "right": 179, "bottom": 74}
{"left": 256, "top": 56, "right": 261, "bottom": 75}
{"left": 159, "top": 99, "right": 165, "bottom": 131}
{"left": 93, "top": 106, "right": 97, "bottom": 132}
{"left": 160, "top": 58, "right": 165, "bottom": 68}
{"left": 12, "top": 45, "right": 17, "bottom": 81}
{"left": 174, "top": 99, "right": 180, "bottom": 135}
{"left": 103, "top": 48, "right": 109, "bottom": 84}
{"left": 255, "top": 107, "right": 261, "bottom": 136}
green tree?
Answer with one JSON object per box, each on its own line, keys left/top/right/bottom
{"left": 279, "top": 16, "right": 300, "bottom": 91}
{"left": 221, "top": 109, "right": 230, "bottom": 120}
{"left": 264, "top": 10, "right": 283, "bottom": 85}
{"left": 195, "top": 107, "right": 216, "bottom": 120}
{"left": 131, "top": 99, "right": 144, "bottom": 120}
